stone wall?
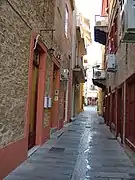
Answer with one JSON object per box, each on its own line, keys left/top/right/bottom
{"left": 44, "top": 54, "right": 52, "bottom": 127}
{"left": 0, "top": 0, "right": 73, "bottom": 147}
{"left": 0, "top": 0, "right": 31, "bottom": 147}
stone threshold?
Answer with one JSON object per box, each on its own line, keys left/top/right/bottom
{"left": 28, "top": 145, "right": 40, "bottom": 158}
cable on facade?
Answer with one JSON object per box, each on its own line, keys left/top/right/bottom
{"left": 6, "top": 0, "right": 32, "bottom": 30}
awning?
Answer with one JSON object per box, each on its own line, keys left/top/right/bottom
{"left": 94, "top": 27, "right": 107, "bottom": 45}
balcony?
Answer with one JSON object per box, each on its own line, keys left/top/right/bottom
{"left": 76, "top": 15, "right": 86, "bottom": 55}
{"left": 92, "top": 67, "right": 106, "bottom": 90}
{"left": 73, "top": 58, "right": 86, "bottom": 83}
{"left": 94, "top": 15, "right": 108, "bottom": 45}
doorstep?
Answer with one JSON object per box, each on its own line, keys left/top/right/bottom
{"left": 28, "top": 145, "right": 40, "bottom": 157}
{"left": 50, "top": 122, "right": 71, "bottom": 139}
{"left": 70, "top": 117, "right": 76, "bottom": 122}
{"left": 124, "top": 143, "right": 135, "bottom": 166}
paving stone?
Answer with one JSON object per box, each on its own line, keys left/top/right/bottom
{"left": 5, "top": 107, "right": 135, "bottom": 180}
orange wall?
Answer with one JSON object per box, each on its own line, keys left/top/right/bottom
{"left": 101, "top": 0, "right": 108, "bottom": 16}
{"left": 0, "top": 138, "right": 27, "bottom": 179}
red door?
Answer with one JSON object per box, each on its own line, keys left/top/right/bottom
{"left": 112, "top": 92, "right": 116, "bottom": 127}
{"left": 107, "top": 95, "right": 110, "bottom": 126}
{"left": 126, "top": 82, "right": 135, "bottom": 145}
{"left": 117, "top": 87, "right": 123, "bottom": 143}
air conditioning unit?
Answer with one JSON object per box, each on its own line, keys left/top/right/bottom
{"left": 94, "top": 70, "right": 106, "bottom": 79}
{"left": 120, "top": 0, "right": 135, "bottom": 42}
{"left": 60, "top": 69, "right": 69, "bottom": 81}
{"left": 106, "top": 54, "right": 117, "bottom": 72}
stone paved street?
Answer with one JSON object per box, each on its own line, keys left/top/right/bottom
{"left": 5, "top": 107, "right": 135, "bottom": 180}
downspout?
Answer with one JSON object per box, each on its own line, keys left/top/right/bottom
{"left": 123, "top": 43, "right": 128, "bottom": 145}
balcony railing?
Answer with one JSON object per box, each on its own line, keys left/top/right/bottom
{"left": 73, "top": 57, "right": 86, "bottom": 83}
{"left": 94, "top": 15, "right": 108, "bottom": 45}
{"left": 92, "top": 66, "right": 106, "bottom": 89}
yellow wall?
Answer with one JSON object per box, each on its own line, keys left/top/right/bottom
{"left": 97, "top": 45, "right": 105, "bottom": 116}
{"left": 80, "top": 83, "right": 84, "bottom": 112}
{"left": 74, "top": 83, "right": 84, "bottom": 116}
{"left": 97, "top": 88, "right": 104, "bottom": 116}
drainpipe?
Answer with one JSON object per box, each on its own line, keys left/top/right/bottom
{"left": 123, "top": 82, "right": 126, "bottom": 145}
{"left": 123, "top": 43, "right": 128, "bottom": 145}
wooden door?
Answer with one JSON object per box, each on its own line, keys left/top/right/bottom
{"left": 117, "top": 88, "right": 123, "bottom": 142}
{"left": 107, "top": 95, "right": 110, "bottom": 126}
{"left": 63, "top": 90, "right": 66, "bottom": 122}
{"left": 28, "top": 51, "right": 39, "bottom": 150}
{"left": 127, "top": 83, "right": 135, "bottom": 144}
{"left": 112, "top": 92, "right": 116, "bottom": 126}
{"left": 51, "top": 67, "right": 56, "bottom": 127}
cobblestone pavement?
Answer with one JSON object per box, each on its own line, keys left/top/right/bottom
{"left": 5, "top": 107, "right": 135, "bottom": 180}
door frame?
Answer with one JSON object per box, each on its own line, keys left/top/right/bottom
{"left": 116, "top": 85, "right": 123, "bottom": 143}
{"left": 25, "top": 33, "right": 47, "bottom": 148}
{"left": 50, "top": 62, "right": 60, "bottom": 128}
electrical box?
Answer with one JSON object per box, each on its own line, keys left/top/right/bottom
{"left": 44, "top": 97, "right": 48, "bottom": 108}
{"left": 48, "top": 97, "right": 52, "bottom": 108}
{"left": 106, "top": 54, "right": 116, "bottom": 72}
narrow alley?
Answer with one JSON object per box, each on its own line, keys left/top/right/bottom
{"left": 2, "top": 0, "right": 135, "bottom": 179}
{"left": 5, "top": 107, "right": 135, "bottom": 180}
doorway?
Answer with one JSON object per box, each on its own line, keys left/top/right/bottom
{"left": 126, "top": 82, "right": 135, "bottom": 145}
{"left": 117, "top": 87, "right": 123, "bottom": 143}
{"left": 28, "top": 49, "right": 39, "bottom": 150}
{"left": 64, "top": 81, "right": 69, "bottom": 123}
{"left": 111, "top": 92, "right": 116, "bottom": 128}
{"left": 51, "top": 64, "right": 60, "bottom": 128}
{"left": 106, "top": 95, "right": 110, "bottom": 126}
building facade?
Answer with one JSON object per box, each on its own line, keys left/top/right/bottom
{"left": 71, "top": 8, "right": 91, "bottom": 117}
{"left": 0, "top": 0, "right": 74, "bottom": 178}
{"left": 71, "top": 10, "right": 86, "bottom": 117}
{"left": 94, "top": 0, "right": 135, "bottom": 151}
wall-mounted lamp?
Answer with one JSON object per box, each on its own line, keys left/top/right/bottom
{"left": 48, "top": 47, "right": 55, "bottom": 55}
{"left": 34, "top": 34, "right": 40, "bottom": 50}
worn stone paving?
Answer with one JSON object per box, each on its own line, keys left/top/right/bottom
{"left": 5, "top": 107, "right": 135, "bottom": 180}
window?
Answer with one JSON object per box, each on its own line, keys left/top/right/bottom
{"left": 65, "top": 5, "right": 69, "bottom": 37}
{"left": 109, "top": 11, "right": 118, "bottom": 53}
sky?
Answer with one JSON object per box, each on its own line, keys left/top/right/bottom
{"left": 76, "top": 0, "right": 102, "bottom": 66}
{"left": 75, "top": 0, "right": 102, "bottom": 19}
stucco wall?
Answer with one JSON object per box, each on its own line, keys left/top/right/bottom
{"left": 54, "top": 0, "right": 72, "bottom": 69}
{"left": 54, "top": 0, "right": 73, "bottom": 122}
{"left": 107, "top": 1, "right": 135, "bottom": 90}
